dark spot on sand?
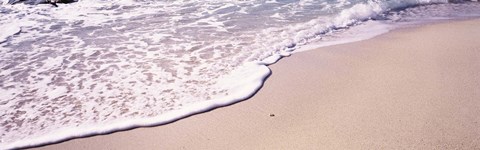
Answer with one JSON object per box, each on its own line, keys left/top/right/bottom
{"left": 269, "top": 114, "right": 275, "bottom": 117}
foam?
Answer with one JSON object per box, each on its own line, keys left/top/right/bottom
{"left": 4, "top": 62, "right": 271, "bottom": 150}
{"left": 295, "top": 20, "right": 394, "bottom": 53}
{"left": 0, "top": 23, "right": 20, "bottom": 43}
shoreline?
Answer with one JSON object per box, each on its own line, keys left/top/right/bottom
{"left": 33, "top": 19, "right": 480, "bottom": 149}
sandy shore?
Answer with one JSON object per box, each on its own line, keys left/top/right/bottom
{"left": 35, "top": 19, "right": 480, "bottom": 149}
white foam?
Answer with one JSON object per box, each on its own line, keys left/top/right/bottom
{"left": 4, "top": 62, "right": 271, "bottom": 150}
{"left": 0, "top": 23, "right": 20, "bottom": 43}
{"left": 295, "top": 20, "right": 394, "bottom": 53}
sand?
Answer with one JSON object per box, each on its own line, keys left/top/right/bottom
{"left": 34, "top": 19, "right": 480, "bottom": 149}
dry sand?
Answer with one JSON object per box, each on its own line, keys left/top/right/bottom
{"left": 35, "top": 19, "right": 480, "bottom": 149}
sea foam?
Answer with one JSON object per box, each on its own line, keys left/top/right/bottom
{"left": 0, "top": 24, "right": 20, "bottom": 43}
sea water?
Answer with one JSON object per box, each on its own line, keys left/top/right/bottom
{"left": 1, "top": 0, "right": 479, "bottom": 149}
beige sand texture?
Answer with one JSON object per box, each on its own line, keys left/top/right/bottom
{"left": 36, "top": 19, "right": 480, "bottom": 150}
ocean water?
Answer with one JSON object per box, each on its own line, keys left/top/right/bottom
{"left": 1, "top": 0, "right": 479, "bottom": 149}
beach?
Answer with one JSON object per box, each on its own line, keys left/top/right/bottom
{"left": 32, "top": 19, "right": 480, "bottom": 149}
